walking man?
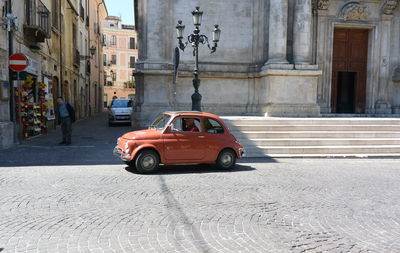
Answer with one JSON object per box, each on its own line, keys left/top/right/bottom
{"left": 56, "top": 97, "right": 76, "bottom": 145}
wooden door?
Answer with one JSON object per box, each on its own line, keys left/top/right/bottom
{"left": 332, "top": 28, "right": 368, "bottom": 113}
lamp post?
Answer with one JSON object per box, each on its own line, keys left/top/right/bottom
{"left": 80, "top": 45, "right": 97, "bottom": 60}
{"left": 176, "top": 7, "right": 221, "bottom": 111}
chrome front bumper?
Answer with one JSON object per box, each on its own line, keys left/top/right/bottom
{"left": 113, "top": 146, "right": 131, "bottom": 160}
{"left": 239, "top": 147, "right": 245, "bottom": 158}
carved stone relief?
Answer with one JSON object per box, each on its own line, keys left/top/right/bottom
{"left": 312, "top": 0, "right": 329, "bottom": 10}
{"left": 381, "top": 0, "right": 399, "bottom": 15}
{"left": 340, "top": 2, "right": 369, "bottom": 21}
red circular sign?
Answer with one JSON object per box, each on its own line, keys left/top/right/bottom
{"left": 9, "top": 53, "right": 29, "bottom": 72}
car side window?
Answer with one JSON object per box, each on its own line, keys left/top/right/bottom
{"left": 171, "top": 118, "right": 201, "bottom": 132}
{"left": 204, "top": 118, "right": 224, "bottom": 134}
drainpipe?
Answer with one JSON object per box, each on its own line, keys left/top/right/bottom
{"left": 7, "top": 0, "right": 15, "bottom": 142}
{"left": 59, "top": 0, "right": 63, "bottom": 97}
{"left": 87, "top": 0, "right": 90, "bottom": 116}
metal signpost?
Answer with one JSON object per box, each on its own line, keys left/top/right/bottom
{"left": 9, "top": 53, "right": 29, "bottom": 142}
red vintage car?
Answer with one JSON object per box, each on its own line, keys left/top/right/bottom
{"left": 113, "top": 111, "right": 244, "bottom": 173}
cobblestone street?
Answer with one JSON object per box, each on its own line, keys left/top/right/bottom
{"left": 0, "top": 114, "right": 399, "bottom": 253}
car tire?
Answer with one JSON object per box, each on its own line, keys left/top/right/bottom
{"left": 135, "top": 150, "right": 159, "bottom": 174}
{"left": 124, "top": 160, "right": 135, "bottom": 167}
{"left": 216, "top": 149, "right": 236, "bottom": 169}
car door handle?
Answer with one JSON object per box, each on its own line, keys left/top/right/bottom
{"left": 198, "top": 136, "right": 205, "bottom": 138}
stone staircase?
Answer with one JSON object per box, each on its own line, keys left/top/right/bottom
{"left": 221, "top": 116, "right": 400, "bottom": 158}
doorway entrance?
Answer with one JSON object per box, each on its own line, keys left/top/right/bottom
{"left": 331, "top": 28, "right": 368, "bottom": 113}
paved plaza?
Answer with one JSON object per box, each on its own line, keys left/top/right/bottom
{"left": 0, "top": 114, "right": 399, "bottom": 253}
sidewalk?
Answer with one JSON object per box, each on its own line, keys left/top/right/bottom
{"left": 0, "top": 113, "right": 132, "bottom": 167}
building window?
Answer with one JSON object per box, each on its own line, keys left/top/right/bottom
{"left": 104, "top": 93, "right": 108, "bottom": 107}
{"left": 111, "top": 55, "right": 117, "bottom": 65}
{"left": 73, "top": 23, "right": 77, "bottom": 50}
{"left": 103, "top": 54, "right": 107, "bottom": 66}
{"left": 102, "top": 34, "right": 107, "bottom": 45}
{"left": 60, "top": 13, "right": 64, "bottom": 33}
{"left": 111, "top": 71, "right": 116, "bottom": 81}
{"left": 25, "top": 0, "right": 51, "bottom": 36}
{"left": 52, "top": 0, "right": 59, "bottom": 30}
{"left": 129, "top": 37, "right": 135, "bottom": 49}
{"left": 128, "top": 94, "right": 135, "bottom": 101}
{"left": 129, "top": 56, "right": 135, "bottom": 68}
{"left": 111, "top": 35, "right": 116, "bottom": 46}
{"left": 79, "top": 0, "right": 85, "bottom": 19}
{"left": 25, "top": 0, "right": 36, "bottom": 26}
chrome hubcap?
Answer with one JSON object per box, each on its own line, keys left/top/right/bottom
{"left": 221, "top": 153, "right": 233, "bottom": 166}
{"left": 142, "top": 155, "right": 155, "bottom": 169}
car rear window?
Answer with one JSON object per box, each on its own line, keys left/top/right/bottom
{"left": 111, "top": 100, "right": 133, "bottom": 108}
{"left": 204, "top": 118, "right": 224, "bottom": 134}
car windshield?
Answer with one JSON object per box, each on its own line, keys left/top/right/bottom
{"left": 111, "top": 100, "right": 133, "bottom": 108}
{"left": 150, "top": 113, "right": 171, "bottom": 130}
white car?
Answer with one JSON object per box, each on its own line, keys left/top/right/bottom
{"left": 108, "top": 99, "right": 133, "bottom": 126}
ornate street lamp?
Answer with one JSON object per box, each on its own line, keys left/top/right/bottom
{"left": 176, "top": 6, "right": 221, "bottom": 111}
{"left": 80, "top": 45, "right": 97, "bottom": 60}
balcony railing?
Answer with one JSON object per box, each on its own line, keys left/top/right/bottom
{"left": 74, "top": 50, "right": 81, "bottom": 67}
{"left": 24, "top": 0, "right": 51, "bottom": 43}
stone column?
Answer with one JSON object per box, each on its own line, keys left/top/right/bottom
{"left": 266, "top": 0, "right": 289, "bottom": 64}
{"left": 293, "top": 0, "right": 312, "bottom": 64}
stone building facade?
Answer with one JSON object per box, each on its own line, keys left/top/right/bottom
{"left": 89, "top": 0, "right": 108, "bottom": 115}
{"left": 133, "top": 0, "right": 400, "bottom": 129}
{"left": 0, "top": 0, "right": 13, "bottom": 148}
{"left": 102, "top": 16, "right": 138, "bottom": 108}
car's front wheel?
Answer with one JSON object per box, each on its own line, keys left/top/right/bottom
{"left": 216, "top": 149, "right": 236, "bottom": 169}
{"left": 135, "top": 150, "right": 160, "bottom": 174}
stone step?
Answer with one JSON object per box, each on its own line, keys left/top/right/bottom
{"left": 238, "top": 138, "right": 400, "bottom": 146}
{"left": 223, "top": 116, "right": 400, "bottom": 158}
{"left": 223, "top": 117, "right": 400, "bottom": 126}
{"left": 244, "top": 145, "right": 400, "bottom": 155}
{"left": 243, "top": 153, "right": 400, "bottom": 158}
{"left": 235, "top": 131, "right": 400, "bottom": 138}
{"left": 232, "top": 124, "right": 400, "bottom": 131}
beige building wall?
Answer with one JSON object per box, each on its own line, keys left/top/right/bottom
{"left": 89, "top": 0, "right": 108, "bottom": 115}
{"left": 102, "top": 16, "right": 138, "bottom": 107}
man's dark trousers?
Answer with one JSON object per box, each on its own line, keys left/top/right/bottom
{"left": 61, "top": 117, "right": 72, "bottom": 144}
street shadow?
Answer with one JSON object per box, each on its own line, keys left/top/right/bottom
{"left": 157, "top": 175, "right": 212, "bottom": 252}
{"left": 125, "top": 163, "right": 256, "bottom": 175}
{"left": 239, "top": 157, "right": 278, "bottom": 163}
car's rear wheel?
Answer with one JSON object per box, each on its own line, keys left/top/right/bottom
{"left": 135, "top": 150, "right": 159, "bottom": 174}
{"left": 216, "top": 149, "right": 236, "bottom": 169}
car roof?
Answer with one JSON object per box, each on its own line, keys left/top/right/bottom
{"left": 164, "top": 111, "right": 220, "bottom": 118}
